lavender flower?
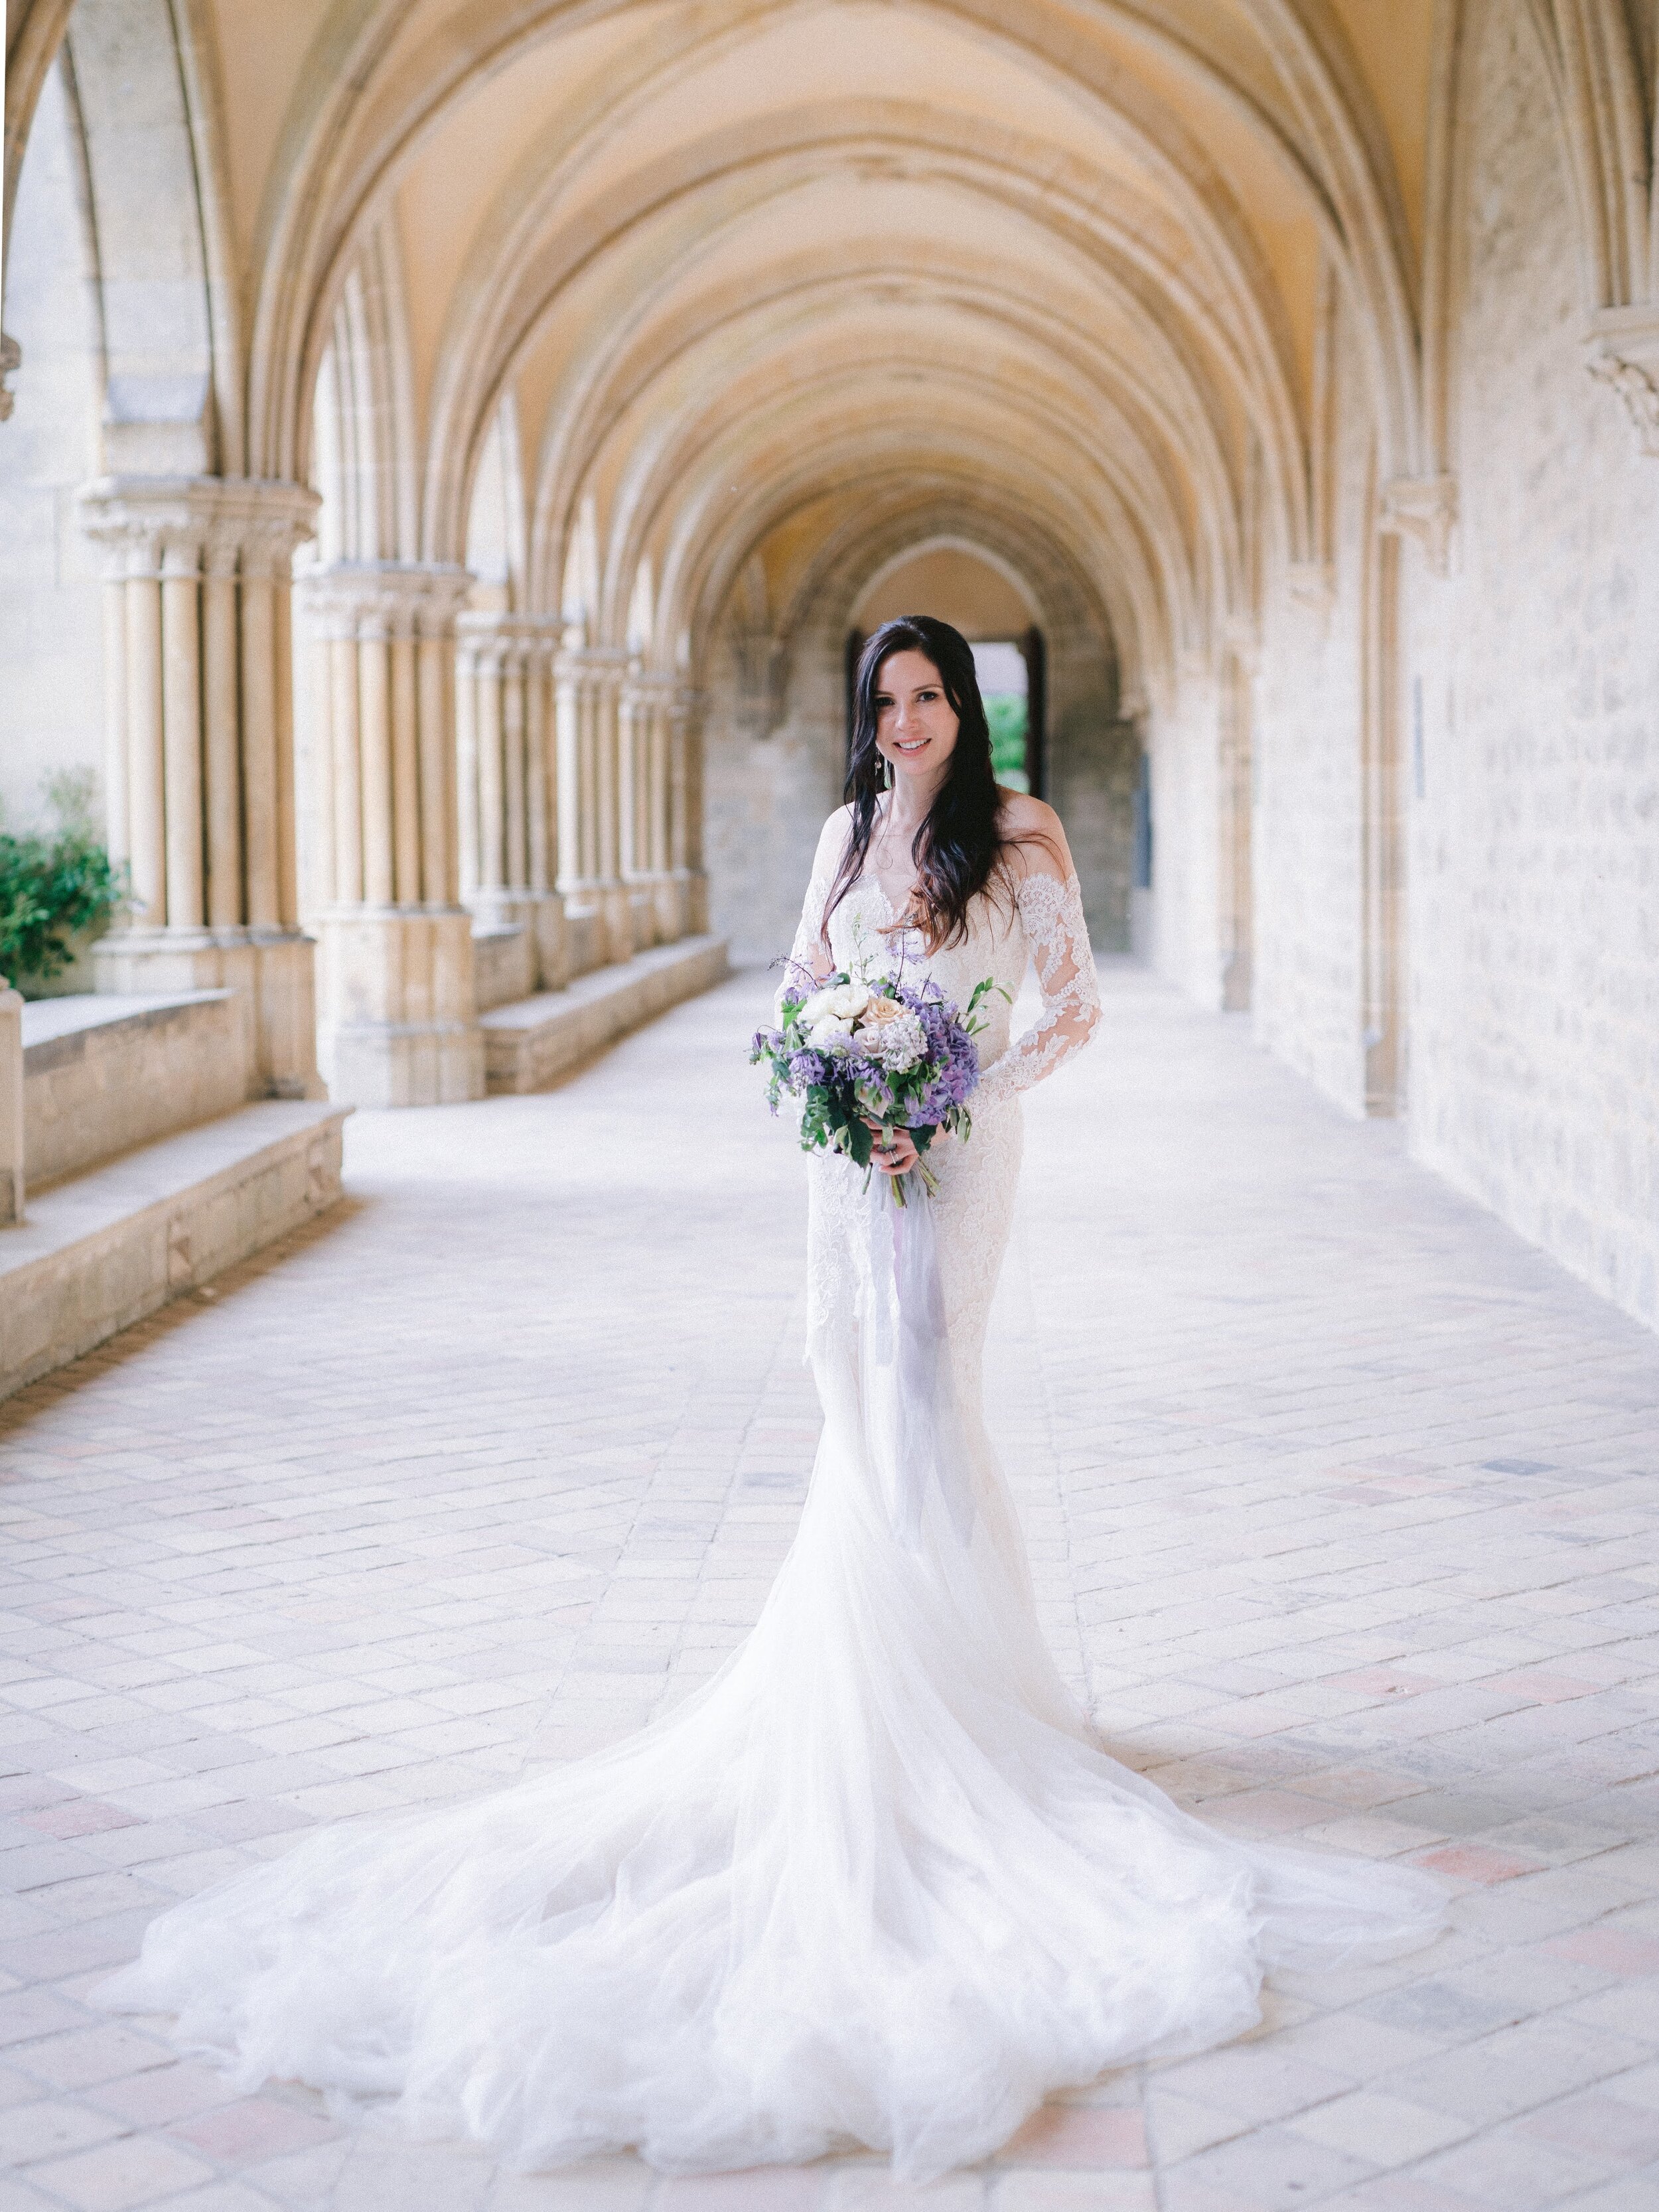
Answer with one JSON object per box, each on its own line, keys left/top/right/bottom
{"left": 751, "top": 956, "right": 1005, "bottom": 1205}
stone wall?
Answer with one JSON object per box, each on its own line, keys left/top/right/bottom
{"left": 1402, "top": 0, "right": 1658, "bottom": 1327}
{"left": 23, "top": 993, "right": 252, "bottom": 1192}
{"left": 703, "top": 630, "right": 846, "bottom": 967}
{"left": 1249, "top": 298, "right": 1374, "bottom": 1116}
{"left": 1042, "top": 642, "right": 1133, "bottom": 951}
{"left": 1153, "top": 1, "right": 1659, "bottom": 1332}
{"left": 1144, "top": 674, "right": 1224, "bottom": 1010}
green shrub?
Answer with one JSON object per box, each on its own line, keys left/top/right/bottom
{"left": 0, "top": 772, "right": 128, "bottom": 991}
{"left": 985, "top": 693, "right": 1029, "bottom": 789}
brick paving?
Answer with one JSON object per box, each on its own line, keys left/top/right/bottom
{"left": 1, "top": 960, "right": 1657, "bottom": 2212}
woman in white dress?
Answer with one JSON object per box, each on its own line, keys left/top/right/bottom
{"left": 96, "top": 615, "right": 1441, "bottom": 2182}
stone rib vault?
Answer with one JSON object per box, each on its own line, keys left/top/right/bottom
{"left": 1, "top": 0, "right": 1656, "bottom": 1339}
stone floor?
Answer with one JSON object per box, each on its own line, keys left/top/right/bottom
{"left": 1, "top": 961, "right": 1658, "bottom": 2212}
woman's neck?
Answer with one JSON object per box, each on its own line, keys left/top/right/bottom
{"left": 879, "top": 778, "right": 943, "bottom": 843}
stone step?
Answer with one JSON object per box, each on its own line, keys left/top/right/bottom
{"left": 0, "top": 1099, "right": 350, "bottom": 1401}
{"left": 22, "top": 990, "right": 253, "bottom": 1192}
{"left": 479, "top": 933, "right": 731, "bottom": 1094}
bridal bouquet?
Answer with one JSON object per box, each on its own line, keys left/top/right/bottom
{"left": 752, "top": 965, "right": 1001, "bottom": 1203}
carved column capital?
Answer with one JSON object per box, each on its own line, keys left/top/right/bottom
{"left": 1585, "top": 307, "right": 1659, "bottom": 458}
{"left": 80, "top": 476, "right": 321, "bottom": 575}
{"left": 1378, "top": 475, "right": 1457, "bottom": 575}
{"left": 457, "top": 610, "right": 561, "bottom": 672}
{"left": 297, "top": 560, "right": 470, "bottom": 640}
{"left": 621, "top": 664, "right": 676, "bottom": 717}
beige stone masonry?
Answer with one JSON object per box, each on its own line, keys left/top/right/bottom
{"left": 301, "top": 563, "right": 483, "bottom": 1107}
{"left": 456, "top": 612, "right": 568, "bottom": 993}
{"left": 470, "top": 920, "right": 539, "bottom": 1013}
{"left": 21, "top": 990, "right": 252, "bottom": 1192}
{"left": 553, "top": 640, "right": 635, "bottom": 971}
{"left": 479, "top": 932, "right": 729, "bottom": 1093}
{"left": 0, "top": 1096, "right": 348, "bottom": 1400}
{"left": 78, "top": 476, "right": 322, "bottom": 1100}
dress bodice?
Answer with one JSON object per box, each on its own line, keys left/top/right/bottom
{"left": 823, "top": 878, "right": 1030, "bottom": 1077}
{"left": 786, "top": 857, "right": 1103, "bottom": 1105}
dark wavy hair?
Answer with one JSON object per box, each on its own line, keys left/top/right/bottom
{"left": 823, "top": 614, "right": 1038, "bottom": 953}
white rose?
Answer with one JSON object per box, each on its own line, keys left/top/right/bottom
{"left": 826, "top": 982, "right": 871, "bottom": 1020}
{"left": 808, "top": 1013, "right": 854, "bottom": 1052}
{"left": 800, "top": 987, "right": 837, "bottom": 1024}
{"left": 866, "top": 1012, "right": 926, "bottom": 1071}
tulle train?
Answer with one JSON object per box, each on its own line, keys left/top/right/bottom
{"left": 96, "top": 1192, "right": 1443, "bottom": 2179}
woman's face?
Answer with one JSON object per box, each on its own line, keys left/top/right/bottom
{"left": 873, "top": 650, "right": 960, "bottom": 789}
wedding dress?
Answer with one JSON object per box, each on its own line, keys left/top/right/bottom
{"left": 95, "top": 856, "right": 1443, "bottom": 2181}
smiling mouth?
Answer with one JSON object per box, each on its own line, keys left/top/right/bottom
{"left": 893, "top": 738, "right": 928, "bottom": 754}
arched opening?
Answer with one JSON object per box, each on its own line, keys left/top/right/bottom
{"left": 0, "top": 0, "right": 1652, "bottom": 1342}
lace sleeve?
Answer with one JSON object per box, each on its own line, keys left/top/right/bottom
{"left": 975, "top": 870, "right": 1101, "bottom": 1103}
{"left": 775, "top": 858, "right": 838, "bottom": 1021}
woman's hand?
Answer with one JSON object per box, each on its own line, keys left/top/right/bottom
{"left": 864, "top": 1121, "right": 920, "bottom": 1177}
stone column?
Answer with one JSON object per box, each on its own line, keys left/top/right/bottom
{"left": 591, "top": 650, "right": 633, "bottom": 961}
{"left": 617, "top": 668, "right": 660, "bottom": 950}
{"left": 456, "top": 614, "right": 566, "bottom": 993}
{"left": 670, "top": 684, "right": 709, "bottom": 934}
{"left": 299, "top": 563, "right": 482, "bottom": 1107}
{"left": 553, "top": 640, "right": 632, "bottom": 972}
{"left": 621, "top": 667, "right": 684, "bottom": 945}
{"left": 79, "top": 476, "right": 323, "bottom": 1097}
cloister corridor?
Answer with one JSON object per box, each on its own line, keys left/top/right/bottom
{"left": 0, "top": 964, "right": 1656, "bottom": 2212}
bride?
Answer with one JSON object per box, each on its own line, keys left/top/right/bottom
{"left": 96, "top": 614, "right": 1442, "bottom": 2181}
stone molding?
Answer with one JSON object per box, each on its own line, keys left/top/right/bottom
{"left": 1585, "top": 307, "right": 1659, "bottom": 459}
{"left": 78, "top": 475, "right": 320, "bottom": 575}
{"left": 456, "top": 610, "right": 561, "bottom": 673}
{"left": 297, "top": 559, "right": 471, "bottom": 638}
{"left": 1286, "top": 561, "right": 1335, "bottom": 618}
{"left": 1378, "top": 475, "right": 1457, "bottom": 575}
{"left": 620, "top": 663, "right": 677, "bottom": 714}
{"left": 553, "top": 640, "right": 631, "bottom": 687}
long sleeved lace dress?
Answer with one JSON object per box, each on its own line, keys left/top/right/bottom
{"left": 95, "top": 851, "right": 1442, "bottom": 2185}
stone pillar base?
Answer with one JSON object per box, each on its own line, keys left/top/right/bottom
{"left": 327, "top": 1020, "right": 484, "bottom": 1109}
{"left": 252, "top": 934, "right": 323, "bottom": 1099}
{"left": 92, "top": 929, "right": 322, "bottom": 1099}
{"left": 652, "top": 876, "right": 682, "bottom": 943}
{"left": 626, "top": 885, "right": 658, "bottom": 952}
{"left": 469, "top": 890, "right": 568, "bottom": 993}
{"left": 532, "top": 890, "right": 569, "bottom": 991}
{"left": 677, "top": 870, "right": 709, "bottom": 935}
{"left": 561, "top": 903, "right": 605, "bottom": 979}
{"left": 600, "top": 882, "right": 634, "bottom": 965}
{"left": 317, "top": 908, "right": 484, "bottom": 1107}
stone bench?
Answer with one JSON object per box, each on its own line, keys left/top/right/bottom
{"left": 23, "top": 990, "right": 252, "bottom": 1192}
{"left": 480, "top": 934, "right": 730, "bottom": 1093}
{"left": 0, "top": 1097, "right": 350, "bottom": 1401}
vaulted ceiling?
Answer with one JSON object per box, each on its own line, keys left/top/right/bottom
{"left": 0, "top": 0, "right": 1520, "bottom": 684}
